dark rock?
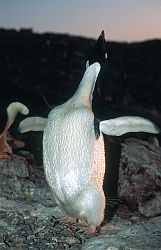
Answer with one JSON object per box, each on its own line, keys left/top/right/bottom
{"left": 118, "top": 137, "right": 161, "bottom": 219}
{"left": 0, "top": 28, "right": 161, "bottom": 122}
{"left": 0, "top": 156, "right": 29, "bottom": 178}
{"left": 0, "top": 154, "right": 52, "bottom": 205}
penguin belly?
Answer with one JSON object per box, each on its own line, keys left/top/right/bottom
{"left": 43, "top": 105, "right": 105, "bottom": 227}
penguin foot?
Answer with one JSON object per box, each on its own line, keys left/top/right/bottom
{"left": 56, "top": 215, "right": 77, "bottom": 224}
{"left": 56, "top": 216, "right": 98, "bottom": 234}
{"left": 0, "top": 152, "right": 11, "bottom": 160}
{"left": 70, "top": 218, "right": 98, "bottom": 235}
{"left": 74, "top": 223, "right": 98, "bottom": 235}
{"left": 0, "top": 134, "right": 13, "bottom": 159}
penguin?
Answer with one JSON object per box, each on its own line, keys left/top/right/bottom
{"left": 0, "top": 102, "right": 29, "bottom": 158}
{"left": 18, "top": 62, "right": 160, "bottom": 233}
{"left": 43, "top": 62, "right": 106, "bottom": 233}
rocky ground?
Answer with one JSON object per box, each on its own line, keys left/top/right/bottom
{"left": 0, "top": 136, "right": 161, "bottom": 249}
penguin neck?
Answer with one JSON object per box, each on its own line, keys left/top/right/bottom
{"left": 72, "top": 81, "right": 94, "bottom": 109}
{"left": 71, "top": 69, "right": 96, "bottom": 109}
{"left": 65, "top": 62, "right": 100, "bottom": 109}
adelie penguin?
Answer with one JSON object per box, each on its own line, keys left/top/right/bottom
{"left": 18, "top": 61, "right": 160, "bottom": 233}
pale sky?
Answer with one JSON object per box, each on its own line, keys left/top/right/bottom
{"left": 0, "top": 0, "right": 161, "bottom": 42}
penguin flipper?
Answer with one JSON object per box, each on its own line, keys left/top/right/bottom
{"left": 100, "top": 116, "right": 160, "bottom": 136}
{"left": 18, "top": 117, "right": 46, "bottom": 133}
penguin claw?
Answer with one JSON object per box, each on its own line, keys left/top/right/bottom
{"left": 75, "top": 224, "right": 97, "bottom": 235}
{"left": 71, "top": 220, "right": 98, "bottom": 235}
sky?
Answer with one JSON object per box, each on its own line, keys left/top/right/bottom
{"left": 0, "top": 0, "right": 161, "bottom": 42}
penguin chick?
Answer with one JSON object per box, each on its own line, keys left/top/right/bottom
{"left": 0, "top": 102, "right": 29, "bottom": 158}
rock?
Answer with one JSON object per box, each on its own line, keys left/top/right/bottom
{"left": 118, "top": 137, "right": 161, "bottom": 219}
{"left": 0, "top": 155, "right": 52, "bottom": 204}
{"left": 0, "top": 155, "right": 29, "bottom": 178}
{"left": 82, "top": 216, "right": 161, "bottom": 250}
